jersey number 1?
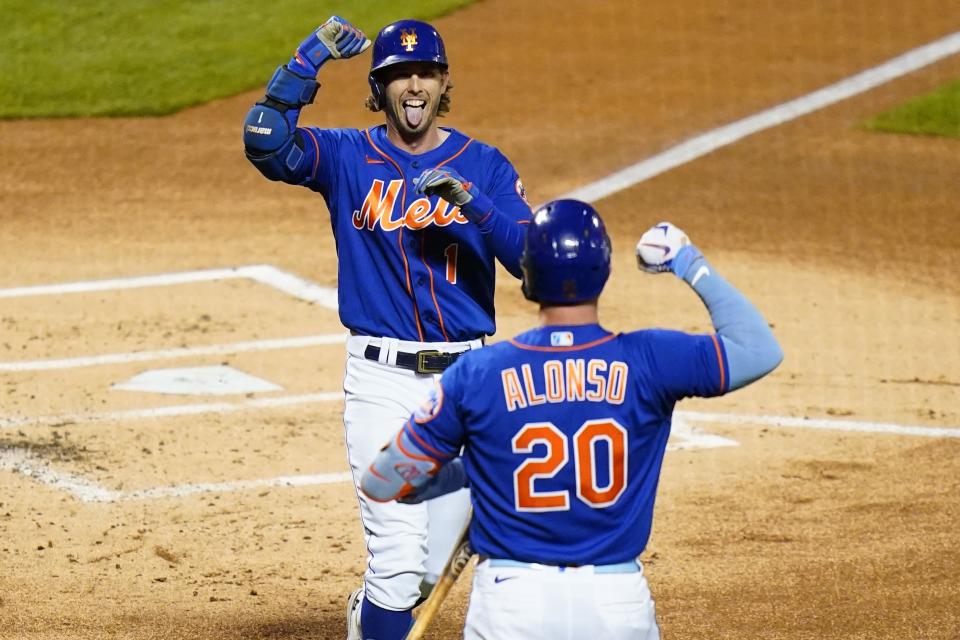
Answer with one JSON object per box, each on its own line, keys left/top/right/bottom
{"left": 444, "top": 243, "right": 458, "bottom": 285}
{"left": 511, "top": 419, "right": 627, "bottom": 512}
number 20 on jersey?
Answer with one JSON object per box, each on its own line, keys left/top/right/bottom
{"left": 512, "top": 419, "right": 627, "bottom": 512}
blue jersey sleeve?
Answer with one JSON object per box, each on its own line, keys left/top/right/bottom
{"left": 627, "top": 329, "right": 729, "bottom": 401}
{"left": 405, "top": 361, "right": 470, "bottom": 459}
{"left": 487, "top": 149, "right": 532, "bottom": 223}
{"left": 456, "top": 147, "right": 531, "bottom": 278}
{"left": 484, "top": 150, "right": 531, "bottom": 278}
{"left": 299, "top": 126, "right": 352, "bottom": 199}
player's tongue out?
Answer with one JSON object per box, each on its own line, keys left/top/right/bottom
{"left": 403, "top": 99, "right": 425, "bottom": 127}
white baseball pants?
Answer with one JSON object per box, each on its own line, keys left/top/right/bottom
{"left": 465, "top": 558, "right": 660, "bottom": 640}
{"left": 343, "top": 335, "right": 478, "bottom": 611}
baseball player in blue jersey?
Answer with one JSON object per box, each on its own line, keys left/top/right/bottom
{"left": 241, "top": 15, "right": 532, "bottom": 640}
{"left": 361, "top": 199, "right": 783, "bottom": 638}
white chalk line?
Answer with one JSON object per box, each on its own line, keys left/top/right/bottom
{"left": 4, "top": 384, "right": 956, "bottom": 436}
{"left": 0, "top": 333, "right": 348, "bottom": 372}
{"left": 0, "top": 267, "right": 240, "bottom": 298}
{"left": 559, "top": 30, "right": 960, "bottom": 203}
{"left": 677, "top": 410, "right": 960, "bottom": 439}
{"left": 0, "top": 264, "right": 339, "bottom": 310}
{"left": 241, "top": 264, "right": 339, "bottom": 310}
{"left": 0, "top": 448, "right": 353, "bottom": 503}
{"left": 0, "top": 448, "right": 120, "bottom": 502}
{"left": 0, "top": 392, "right": 344, "bottom": 430}
{"left": 122, "top": 471, "right": 355, "bottom": 502}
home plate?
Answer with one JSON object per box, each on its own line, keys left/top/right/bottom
{"left": 112, "top": 365, "right": 282, "bottom": 396}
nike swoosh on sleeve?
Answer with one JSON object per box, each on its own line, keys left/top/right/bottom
{"left": 691, "top": 265, "right": 711, "bottom": 286}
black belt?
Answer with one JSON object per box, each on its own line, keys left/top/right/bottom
{"left": 364, "top": 345, "right": 466, "bottom": 374}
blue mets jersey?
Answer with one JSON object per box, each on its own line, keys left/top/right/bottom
{"left": 298, "top": 124, "right": 531, "bottom": 341}
{"left": 405, "top": 323, "right": 729, "bottom": 565}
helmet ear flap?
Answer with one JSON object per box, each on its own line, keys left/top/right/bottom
{"left": 368, "top": 74, "right": 386, "bottom": 110}
{"left": 520, "top": 268, "right": 539, "bottom": 303}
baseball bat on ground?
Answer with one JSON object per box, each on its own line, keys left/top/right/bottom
{"left": 406, "top": 515, "right": 474, "bottom": 640}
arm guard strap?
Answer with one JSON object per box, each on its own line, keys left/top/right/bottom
{"left": 265, "top": 65, "right": 319, "bottom": 107}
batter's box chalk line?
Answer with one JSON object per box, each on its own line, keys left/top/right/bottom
{"left": 0, "top": 264, "right": 339, "bottom": 309}
{"left": 0, "top": 446, "right": 353, "bottom": 503}
{"left": 0, "top": 265, "right": 345, "bottom": 374}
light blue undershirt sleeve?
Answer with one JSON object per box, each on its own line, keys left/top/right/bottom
{"left": 678, "top": 252, "right": 784, "bottom": 391}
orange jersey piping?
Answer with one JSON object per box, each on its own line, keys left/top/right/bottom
{"left": 710, "top": 334, "right": 727, "bottom": 393}
{"left": 397, "top": 424, "right": 443, "bottom": 464}
{"left": 301, "top": 128, "right": 321, "bottom": 182}
{"left": 420, "top": 238, "right": 450, "bottom": 341}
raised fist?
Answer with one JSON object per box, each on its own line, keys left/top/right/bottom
{"left": 288, "top": 16, "right": 371, "bottom": 77}
{"left": 315, "top": 16, "right": 371, "bottom": 59}
{"left": 636, "top": 222, "right": 702, "bottom": 278}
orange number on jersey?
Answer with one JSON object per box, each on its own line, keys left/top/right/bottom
{"left": 444, "top": 243, "right": 458, "bottom": 284}
{"left": 512, "top": 423, "right": 569, "bottom": 512}
{"left": 574, "top": 420, "right": 628, "bottom": 508}
{"left": 512, "top": 419, "right": 628, "bottom": 512}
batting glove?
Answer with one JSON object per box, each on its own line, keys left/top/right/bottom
{"left": 636, "top": 222, "right": 703, "bottom": 279}
{"left": 288, "top": 16, "right": 371, "bottom": 77}
{"left": 414, "top": 167, "right": 479, "bottom": 207}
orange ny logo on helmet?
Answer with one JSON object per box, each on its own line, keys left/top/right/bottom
{"left": 400, "top": 29, "right": 418, "bottom": 52}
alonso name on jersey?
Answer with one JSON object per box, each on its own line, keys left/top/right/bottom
{"left": 500, "top": 359, "right": 629, "bottom": 411}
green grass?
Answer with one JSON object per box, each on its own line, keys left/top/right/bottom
{"left": 863, "top": 79, "right": 960, "bottom": 138}
{"left": 0, "top": 0, "right": 475, "bottom": 118}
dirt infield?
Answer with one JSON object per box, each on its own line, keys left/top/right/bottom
{"left": 2, "top": 1, "right": 959, "bottom": 638}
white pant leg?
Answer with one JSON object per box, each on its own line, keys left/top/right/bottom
{"left": 343, "top": 349, "right": 473, "bottom": 609}
{"left": 424, "top": 488, "right": 472, "bottom": 583}
{"left": 344, "top": 354, "right": 429, "bottom": 610}
{"left": 465, "top": 560, "right": 659, "bottom": 640}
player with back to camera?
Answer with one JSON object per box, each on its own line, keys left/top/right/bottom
{"left": 241, "top": 15, "right": 532, "bottom": 640}
{"left": 361, "top": 199, "right": 784, "bottom": 638}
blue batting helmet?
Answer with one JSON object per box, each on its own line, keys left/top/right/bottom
{"left": 368, "top": 19, "right": 448, "bottom": 109}
{"left": 521, "top": 199, "right": 612, "bottom": 304}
